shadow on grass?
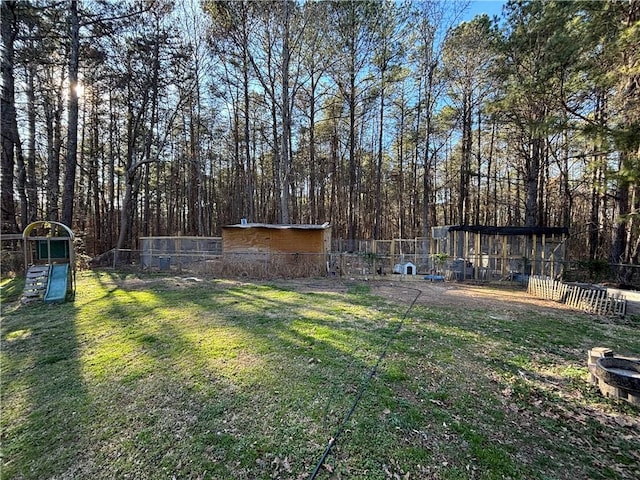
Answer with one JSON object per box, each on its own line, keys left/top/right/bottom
{"left": 6, "top": 270, "right": 402, "bottom": 478}
{"left": 0, "top": 276, "right": 26, "bottom": 304}
{"left": 4, "top": 272, "right": 639, "bottom": 480}
{"left": 388, "top": 299, "right": 640, "bottom": 480}
{"left": 1, "top": 296, "right": 92, "bottom": 478}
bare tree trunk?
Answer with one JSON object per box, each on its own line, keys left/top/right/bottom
{"left": 1, "top": 1, "right": 20, "bottom": 233}
{"left": 142, "top": 163, "right": 150, "bottom": 237}
{"left": 90, "top": 92, "right": 101, "bottom": 253}
{"left": 611, "top": 153, "right": 630, "bottom": 263}
{"left": 374, "top": 76, "right": 385, "bottom": 239}
{"left": 308, "top": 76, "right": 318, "bottom": 223}
{"left": 524, "top": 135, "right": 541, "bottom": 227}
{"left": 280, "top": 0, "right": 291, "bottom": 224}
{"left": 44, "top": 68, "right": 64, "bottom": 222}
{"left": 25, "top": 64, "right": 37, "bottom": 223}
{"left": 348, "top": 69, "right": 357, "bottom": 240}
{"left": 61, "top": 0, "right": 80, "bottom": 227}
{"left": 538, "top": 138, "right": 549, "bottom": 226}
{"left": 560, "top": 129, "right": 572, "bottom": 230}
{"left": 116, "top": 177, "right": 135, "bottom": 252}
{"left": 484, "top": 116, "right": 496, "bottom": 225}
{"left": 421, "top": 64, "right": 436, "bottom": 239}
{"left": 270, "top": 99, "right": 281, "bottom": 222}
{"left": 16, "top": 122, "right": 27, "bottom": 229}
{"left": 397, "top": 89, "right": 406, "bottom": 239}
{"left": 243, "top": 41, "right": 255, "bottom": 221}
{"left": 154, "top": 159, "right": 162, "bottom": 236}
{"left": 474, "top": 108, "right": 481, "bottom": 225}
{"left": 506, "top": 167, "right": 513, "bottom": 225}
{"left": 459, "top": 92, "right": 472, "bottom": 225}
{"left": 107, "top": 88, "right": 116, "bottom": 246}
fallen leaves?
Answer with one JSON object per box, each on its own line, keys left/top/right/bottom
{"left": 382, "top": 459, "right": 411, "bottom": 479}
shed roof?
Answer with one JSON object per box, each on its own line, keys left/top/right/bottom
{"left": 447, "top": 225, "right": 568, "bottom": 236}
{"left": 223, "top": 223, "right": 330, "bottom": 230}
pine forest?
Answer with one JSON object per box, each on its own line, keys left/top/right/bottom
{"left": 1, "top": 0, "right": 639, "bottom": 267}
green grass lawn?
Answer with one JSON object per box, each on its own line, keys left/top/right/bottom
{"left": 1, "top": 271, "right": 639, "bottom": 480}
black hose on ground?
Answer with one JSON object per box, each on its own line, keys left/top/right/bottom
{"left": 308, "top": 285, "right": 422, "bottom": 480}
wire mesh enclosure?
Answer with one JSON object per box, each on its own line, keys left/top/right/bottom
{"left": 137, "top": 224, "right": 332, "bottom": 278}
{"left": 438, "top": 226, "right": 569, "bottom": 281}
{"left": 140, "top": 236, "right": 222, "bottom": 270}
{"left": 116, "top": 225, "right": 574, "bottom": 283}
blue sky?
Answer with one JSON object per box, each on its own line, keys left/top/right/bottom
{"left": 461, "top": 0, "right": 507, "bottom": 22}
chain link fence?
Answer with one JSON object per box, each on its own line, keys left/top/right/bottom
{"left": 100, "top": 247, "right": 639, "bottom": 287}
{"left": 5, "top": 234, "right": 637, "bottom": 288}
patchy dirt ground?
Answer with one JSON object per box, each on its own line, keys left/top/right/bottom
{"left": 91, "top": 269, "right": 640, "bottom": 320}
{"left": 114, "top": 274, "right": 577, "bottom": 315}
{"left": 274, "top": 276, "right": 575, "bottom": 315}
{"left": 370, "top": 280, "right": 575, "bottom": 312}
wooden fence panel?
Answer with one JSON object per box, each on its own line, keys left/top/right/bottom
{"left": 527, "top": 275, "right": 627, "bottom": 316}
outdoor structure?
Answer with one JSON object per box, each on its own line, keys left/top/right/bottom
{"left": 330, "top": 238, "right": 433, "bottom": 277}
{"left": 221, "top": 223, "right": 331, "bottom": 277}
{"left": 588, "top": 347, "right": 640, "bottom": 406}
{"left": 528, "top": 275, "right": 627, "bottom": 316}
{"left": 393, "top": 261, "right": 417, "bottom": 275}
{"left": 222, "top": 222, "right": 331, "bottom": 255}
{"left": 137, "top": 223, "right": 331, "bottom": 277}
{"left": 22, "top": 221, "right": 76, "bottom": 303}
{"left": 140, "top": 236, "right": 222, "bottom": 270}
{"left": 436, "top": 225, "right": 569, "bottom": 281}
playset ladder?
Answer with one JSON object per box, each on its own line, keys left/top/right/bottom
{"left": 22, "top": 265, "right": 50, "bottom": 304}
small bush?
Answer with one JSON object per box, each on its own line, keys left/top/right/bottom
{"left": 1, "top": 250, "right": 24, "bottom": 277}
{"left": 577, "top": 259, "right": 610, "bottom": 281}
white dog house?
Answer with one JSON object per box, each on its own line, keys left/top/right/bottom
{"left": 393, "top": 261, "right": 417, "bottom": 275}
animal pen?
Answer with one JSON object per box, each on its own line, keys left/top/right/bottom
{"left": 329, "top": 237, "right": 433, "bottom": 277}
{"left": 140, "top": 223, "right": 332, "bottom": 278}
{"left": 140, "top": 236, "right": 223, "bottom": 271}
{"left": 328, "top": 226, "right": 569, "bottom": 281}
{"left": 134, "top": 224, "right": 568, "bottom": 281}
{"left": 433, "top": 225, "right": 569, "bottom": 281}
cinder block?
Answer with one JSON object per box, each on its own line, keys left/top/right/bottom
{"left": 588, "top": 348, "right": 614, "bottom": 385}
{"left": 589, "top": 347, "right": 614, "bottom": 362}
{"left": 599, "top": 381, "right": 626, "bottom": 399}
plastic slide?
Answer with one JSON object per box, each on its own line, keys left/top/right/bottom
{"left": 44, "top": 263, "right": 69, "bottom": 303}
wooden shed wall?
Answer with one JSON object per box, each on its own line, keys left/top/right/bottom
{"left": 222, "top": 227, "right": 330, "bottom": 254}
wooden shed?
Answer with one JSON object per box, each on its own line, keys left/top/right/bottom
{"left": 222, "top": 223, "right": 331, "bottom": 254}
{"left": 221, "top": 223, "right": 332, "bottom": 276}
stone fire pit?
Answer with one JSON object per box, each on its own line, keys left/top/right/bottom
{"left": 588, "top": 347, "right": 640, "bottom": 406}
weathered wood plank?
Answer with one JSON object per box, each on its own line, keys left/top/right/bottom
{"left": 527, "top": 275, "right": 627, "bottom": 317}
